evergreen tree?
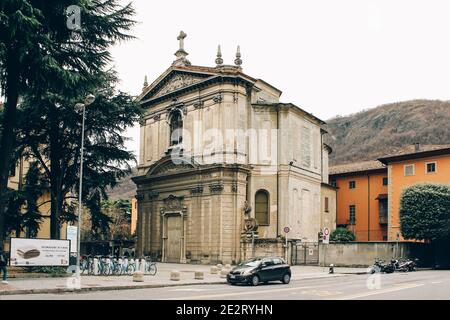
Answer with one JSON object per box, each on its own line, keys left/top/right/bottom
{"left": 0, "top": 0, "right": 136, "bottom": 242}
{"left": 18, "top": 72, "right": 141, "bottom": 239}
{"left": 21, "top": 161, "right": 44, "bottom": 238}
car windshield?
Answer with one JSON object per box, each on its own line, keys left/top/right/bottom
{"left": 238, "top": 259, "right": 262, "bottom": 268}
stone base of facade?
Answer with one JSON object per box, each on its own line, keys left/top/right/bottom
{"left": 240, "top": 237, "right": 292, "bottom": 263}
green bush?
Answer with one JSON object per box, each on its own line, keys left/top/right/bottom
{"left": 330, "top": 227, "right": 356, "bottom": 242}
{"left": 23, "top": 266, "right": 67, "bottom": 274}
{"left": 400, "top": 183, "right": 450, "bottom": 241}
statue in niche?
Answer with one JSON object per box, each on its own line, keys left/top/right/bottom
{"left": 242, "top": 200, "right": 252, "bottom": 218}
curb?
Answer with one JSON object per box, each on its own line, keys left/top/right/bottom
{"left": 0, "top": 280, "right": 228, "bottom": 296}
{"left": 0, "top": 272, "right": 366, "bottom": 296}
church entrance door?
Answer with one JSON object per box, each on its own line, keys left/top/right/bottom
{"left": 166, "top": 215, "right": 182, "bottom": 262}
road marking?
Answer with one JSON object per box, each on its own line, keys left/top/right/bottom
{"left": 167, "top": 284, "right": 330, "bottom": 300}
{"left": 329, "top": 283, "right": 424, "bottom": 300}
{"left": 431, "top": 281, "right": 442, "bottom": 284}
{"left": 170, "top": 288, "right": 211, "bottom": 292}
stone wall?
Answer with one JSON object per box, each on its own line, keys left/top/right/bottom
{"left": 318, "top": 242, "right": 433, "bottom": 267}
{"left": 240, "top": 238, "right": 288, "bottom": 263}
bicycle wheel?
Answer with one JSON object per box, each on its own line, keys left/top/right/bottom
{"left": 88, "top": 262, "right": 95, "bottom": 275}
{"left": 148, "top": 263, "right": 157, "bottom": 276}
{"left": 127, "top": 264, "right": 135, "bottom": 275}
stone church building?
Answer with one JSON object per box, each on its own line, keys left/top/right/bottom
{"left": 132, "top": 32, "right": 336, "bottom": 264}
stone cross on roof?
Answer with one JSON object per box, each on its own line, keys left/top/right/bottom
{"left": 173, "top": 30, "right": 191, "bottom": 66}
{"left": 177, "top": 31, "right": 187, "bottom": 50}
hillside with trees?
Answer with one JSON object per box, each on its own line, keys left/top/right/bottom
{"left": 324, "top": 100, "right": 450, "bottom": 165}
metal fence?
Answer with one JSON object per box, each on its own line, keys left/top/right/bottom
{"left": 291, "top": 242, "right": 319, "bottom": 265}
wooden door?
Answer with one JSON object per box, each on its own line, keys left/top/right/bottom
{"left": 166, "top": 216, "right": 182, "bottom": 263}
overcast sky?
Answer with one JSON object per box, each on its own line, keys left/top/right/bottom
{"left": 111, "top": 0, "right": 450, "bottom": 158}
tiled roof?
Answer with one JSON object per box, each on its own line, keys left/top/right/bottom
{"left": 329, "top": 160, "right": 386, "bottom": 175}
{"left": 380, "top": 144, "right": 450, "bottom": 158}
{"left": 378, "top": 144, "right": 450, "bottom": 164}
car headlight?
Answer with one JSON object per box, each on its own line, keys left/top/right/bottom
{"left": 242, "top": 269, "right": 255, "bottom": 276}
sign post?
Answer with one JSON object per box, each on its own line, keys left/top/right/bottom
{"left": 66, "top": 225, "right": 78, "bottom": 266}
{"left": 283, "top": 226, "right": 290, "bottom": 262}
{"left": 322, "top": 227, "right": 330, "bottom": 271}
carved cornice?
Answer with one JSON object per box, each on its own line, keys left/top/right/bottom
{"left": 212, "top": 94, "right": 223, "bottom": 104}
{"left": 193, "top": 99, "right": 204, "bottom": 109}
{"left": 209, "top": 182, "right": 224, "bottom": 194}
{"left": 190, "top": 186, "right": 204, "bottom": 195}
{"left": 148, "top": 191, "right": 159, "bottom": 200}
{"left": 135, "top": 194, "right": 144, "bottom": 201}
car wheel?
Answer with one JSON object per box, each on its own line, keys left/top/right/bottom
{"left": 282, "top": 273, "right": 291, "bottom": 284}
{"left": 250, "top": 275, "right": 259, "bottom": 286}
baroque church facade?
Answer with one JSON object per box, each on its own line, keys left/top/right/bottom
{"left": 133, "top": 32, "right": 336, "bottom": 264}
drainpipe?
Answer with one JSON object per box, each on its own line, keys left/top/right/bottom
{"left": 276, "top": 105, "right": 280, "bottom": 238}
{"left": 368, "top": 175, "right": 370, "bottom": 241}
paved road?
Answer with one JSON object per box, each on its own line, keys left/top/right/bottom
{"left": 2, "top": 270, "right": 450, "bottom": 300}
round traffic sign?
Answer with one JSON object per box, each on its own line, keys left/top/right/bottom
{"left": 283, "top": 226, "right": 290, "bottom": 234}
{"left": 323, "top": 228, "right": 330, "bottom": 236}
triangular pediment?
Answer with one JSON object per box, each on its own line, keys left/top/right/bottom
{"left": 138, "top": 67, "right": 217, "bottom": 102}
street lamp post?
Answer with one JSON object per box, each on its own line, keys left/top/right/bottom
{"left": 75, "top": 94, "right": 95, "bottom": 282}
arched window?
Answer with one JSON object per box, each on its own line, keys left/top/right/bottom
{"left": 169, "top": 110, "right": 183, "bottom": 146}
{"left": 255, "top": 190, "right": 269, "bottom": 225}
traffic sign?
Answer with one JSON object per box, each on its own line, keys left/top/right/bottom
{"left": 323, "top": 227, "right": 330, "bottom": 244}
{"left": 283, "top": 226, "right": 290, "bottom": 234}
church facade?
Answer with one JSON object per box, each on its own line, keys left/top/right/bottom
{"left": 132, "top": 32, "right": 336, "bottom": 264}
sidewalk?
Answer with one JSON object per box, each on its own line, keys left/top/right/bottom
{"left": 0, "top": 264, "right": 368, "bottom": 296}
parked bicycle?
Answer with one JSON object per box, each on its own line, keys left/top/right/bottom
{"left": 80, "top": 255, "right": 157, "bottom": 276}
{"left": 143, "top": 256, "right": 157, "bottom": 276}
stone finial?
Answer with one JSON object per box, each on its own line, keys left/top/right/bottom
{"left": 234, "top": 45, "right": 242, "bottom": 67}
{"left": 173, "top": 30, "right": 191, "bottom": 66}
{"left": 143, "top": 75, "right": 148, "bottom": 89}
{"left": 215, "top": 45, "right": 223, "bottom": 66}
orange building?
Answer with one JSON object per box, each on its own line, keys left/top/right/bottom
{"left": 330, "top": 161, "right": 388, "bottom": 241}
{"left": 378, "top": 144, "right": 450, "bottom": 241}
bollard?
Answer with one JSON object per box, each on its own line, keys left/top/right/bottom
{"left": 194, "top": 271, "right": 204, "bottom": 280}
{"left": 93, "top": 258, "right": 99, "bottom": 275}
{"left": 133, "top": 271, "right": 144, "bottom": 282}
{"left": 225, "top": 264, "right": 231, "bottom": 269}
{"left": 329, "top": 264, "right": 335, "bottom": 274}
{"left": 210, "top": 266, "right": 218, "bottom": 274}
{"left": 170, "top": 270, "right": 181, "bottom": 281}
{"left": 220, "top": 269, "right": 229, "bottom": 278}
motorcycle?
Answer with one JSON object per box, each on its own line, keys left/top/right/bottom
{"left": 370, "top": 258, "right": 395, "bottom": 274}
{"left": 400, "top": 258, "right": 418, "bottom": 272}
{"left": 391, "top": 258, "right": 418, "bottom": 272}
{"left": 391, "top": 259, "right": 408, "bottom": 272}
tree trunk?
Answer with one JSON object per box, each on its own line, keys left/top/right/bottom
{"left": 49, "top": 105, "right": 63, "bottom": 239}
{"left": 0, "top": 52, "right": 20, "bottom": 246}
